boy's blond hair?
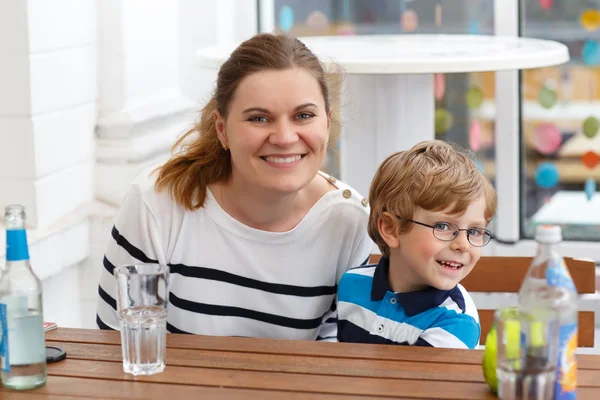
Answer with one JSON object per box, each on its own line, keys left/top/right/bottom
{"left": 368, "top": 140, "right": 497, "bottom": 257}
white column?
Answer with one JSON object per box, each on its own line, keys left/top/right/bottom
{"left": 0, "top": 0, "right": 96, "bottom": 229}
{"left": 340, "top": 74, "right": 434, "bottom": 197}
{"left": 493, "top": 0, "right": 520, "bottom": 244}
{"left": 95, "top": 0, "right": 196, "bottom": 205}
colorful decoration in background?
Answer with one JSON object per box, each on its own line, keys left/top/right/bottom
{"left": 532, "top": 123, "right": 562, "bottom": 155}
{"left": 469, "top": 120, "right": 481, "bottom": 152}
{"left": 466, "top": 85, "right": 484, "bottom": 109}
{"left": 581, "top": 9, "right": 600, "bottom": 32}
{"left": 582, "top": 116, "right": 599, "bottom": 138}
{"left": 538, "top": 84, "right": 557, "bottom": 109}
{"left": 584, "top": 177, "right": 596, "bottom": 201}
{"left": 560, "top": 69, "right": 572, "bottom": 105}
{"left": 474, "top": 159, "right": 485, "bottom": 174}
{"left": 435, "top": 4, "right": 442, "bottom": 27}
{"left": 435, "top": 108, "right": 453, "bottom": 134}
{"left": 401, "top": 9, "right": 419, "bottom": 32}
{"left": 582, "top": 40, "right": 600, "bottom": 65}
{"left": 279, "top": 5, "right": 294, "bottom": 32}
{"left": 336, "top": 25, "right": 356, "bottom": 36}
{"left": 306, "top": 10, "right": 329, "bottom": 34}
{"left": 535, "top": 162, "right": 560, "bottom": 189}
{"left": 468, "top": 20, "right": 481, "bottom": 35}
{"left": 434, "top": 73, "right": 445, "bottom": 101}
{"left": 582, "top": 150, "right": 600, "bottom": 169}
{"left": 538, "top": 0, "right": 553, "bottom": 10}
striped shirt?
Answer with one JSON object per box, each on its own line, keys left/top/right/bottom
{"left": 337, "top": 256, "right": 480, "bottom": 349}
{"left": 96, "top": 169, "right": 372, "bottom": 341}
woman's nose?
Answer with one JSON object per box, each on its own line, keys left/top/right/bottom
{"left": 269, "top": 121, "right": 299, "bottom": 146}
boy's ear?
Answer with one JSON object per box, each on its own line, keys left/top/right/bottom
{"left": 378, "top": 212, "right": 401, "bottom": 250}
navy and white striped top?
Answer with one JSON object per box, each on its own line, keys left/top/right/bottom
{"left": 96, "top": 169, "right": 372, "bottom": 341}
{"left": 337, "top": 257, "right": 480, "bottom": 349}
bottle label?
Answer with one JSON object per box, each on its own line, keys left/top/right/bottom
{"left": 555, "top": 323, "right": 577, "bottom": 400}
{"left": 2, "top": 296, "right": 45, "bottom": 367}
{"left": 6, "top": 229, "right": 30, "bottom": 261}
{"left": 0, "top": 303, "right": 9, "bottom": 373}
{"left": 545, "top": 257, "right": 577, "bottom": 400}
{"left": 545, "top": 258, "right": 577, "bottom": 292}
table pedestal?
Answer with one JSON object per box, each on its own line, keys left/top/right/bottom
{"left": 339, "top": 73, "right": 434, "bottom": 197}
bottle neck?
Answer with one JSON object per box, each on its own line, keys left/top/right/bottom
{"left": 6, "top": 228, "right": 30, "bottom": 262}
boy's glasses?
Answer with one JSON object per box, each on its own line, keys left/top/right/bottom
{"left": 400, "top": 218, "right": 494, "bottom": 247}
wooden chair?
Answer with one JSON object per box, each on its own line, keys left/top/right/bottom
{"left": 368, "top": 254, "right": 596, "bottom": 347}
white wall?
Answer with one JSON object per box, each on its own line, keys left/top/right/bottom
{"left": 178, "top": 0, "right": 258, "bottom": 104}
{"left": 0, "top": 0, "right": 96, "bottom": 229}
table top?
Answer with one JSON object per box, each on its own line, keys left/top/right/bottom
{"left": 196, "top": 34, "right": 570, "bottom": 74}
{"left": 532, "top": 190, "right": 600, "bottom": 225}
{"left": 3, "top": 328, "right": 600, "bottom": 399}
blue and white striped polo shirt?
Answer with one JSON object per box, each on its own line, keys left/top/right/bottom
{"left": 337, "top": 256, "right": 480, "bottom": 349}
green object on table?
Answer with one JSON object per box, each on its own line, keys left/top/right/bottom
{"left": 482, "top": 325, "right": 498, "bottom": 394}
{"left": 538, "top": 86, "right": 557, "bottom": 109}
{"left": 582, "top": 116, "right": 599, "bottom": 138}
{"left": 434, "top": 108, "right": 453, "bottom": 134}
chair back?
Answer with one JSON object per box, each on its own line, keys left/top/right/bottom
{"left": 368, "top": 254, "right": 596, "bottom": 347}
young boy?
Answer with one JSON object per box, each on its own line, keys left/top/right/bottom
{"left": 337, "top": 140, "right": 497, "bottom": 349}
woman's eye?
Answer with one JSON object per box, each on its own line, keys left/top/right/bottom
{"left": 434, "top": 223, "right": 452, "bottom": 231}
{"left": 249, "top": 116, "right": 268, "bottom": 123}
{"left": 296, "top": 113, "right": 314, "bottom": 120}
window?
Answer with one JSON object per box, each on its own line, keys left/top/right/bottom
{"left": 521, "top": 1, "right": 600, "bottom": 242}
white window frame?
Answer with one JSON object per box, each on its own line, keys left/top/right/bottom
{"left": 257, "top": 0, "right": 600, "bottom": 261}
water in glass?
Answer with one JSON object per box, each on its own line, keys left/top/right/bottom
{"left": 497, "top": 359, "right": 555, "bottom": 400}
{"left": 119, "top": 305, "right": 167, "bottom": 375}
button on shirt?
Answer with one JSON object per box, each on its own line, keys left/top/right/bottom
{"left": 336, "top": 256, "right": 481, "bottom": 349}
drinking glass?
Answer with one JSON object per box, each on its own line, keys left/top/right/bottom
{"left": 495, "top": 306, "right": 559, "bottom": 400}
{"left": 114, "top": 263, "right": 169, "bottom": 375}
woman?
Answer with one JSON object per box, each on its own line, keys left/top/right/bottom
{"left": 96, "top": 33, "right": 372, "bottom": 341}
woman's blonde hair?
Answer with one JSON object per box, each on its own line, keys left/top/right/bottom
{"left": 155, "top": 33, "right": 335, "bottom": 210}
{"left": 368, "top": 140, "right": 497, "bottom": 257}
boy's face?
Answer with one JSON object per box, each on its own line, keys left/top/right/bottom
{"left": 388, "top": 197, "right": 487, "bottom": 292}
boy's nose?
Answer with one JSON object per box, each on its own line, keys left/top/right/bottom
{"left": 450, "top": 231, "right": 470, "bottom": 252}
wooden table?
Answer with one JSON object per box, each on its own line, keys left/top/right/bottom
{"left": 1, "top": 328, "right": 599, "bottom": 399}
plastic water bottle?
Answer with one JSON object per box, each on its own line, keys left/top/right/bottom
{"left": 0, "top": 205, "right": 47, "bottom": 390}
{"left": 518, "top": 225, "right": 577, "bottom": 400}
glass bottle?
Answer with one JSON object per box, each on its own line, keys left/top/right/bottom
{"left": 0, "top": 205, "right": 47, "bottom": 390}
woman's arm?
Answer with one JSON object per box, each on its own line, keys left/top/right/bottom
{"left": 96, "top": 184, "right": 165, "bottom": 330}
{"left": 316, "top": 213, "right": 373, "bottom": 342}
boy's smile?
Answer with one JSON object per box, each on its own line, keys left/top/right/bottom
{"left": 387, "top": 197, "right": 488, "bottom": 293}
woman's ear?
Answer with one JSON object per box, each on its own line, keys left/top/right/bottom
{"left": 214, "top": 111, "right": 227, "bottom": 147}
{"left": 378, "top": 212, "right": 401, "bottom": 250}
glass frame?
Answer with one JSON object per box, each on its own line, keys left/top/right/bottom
{"left": 400, "top": 217, "right": 494, "bottom": 247}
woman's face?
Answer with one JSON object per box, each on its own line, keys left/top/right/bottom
{"left": 216, "top": 68, "right": 330, "bottom": 195}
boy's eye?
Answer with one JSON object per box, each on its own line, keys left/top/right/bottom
{"left": 433, "top": 222, "right": 453, "bottom": 231}
{"left": 467, "top": 228, "right": 483, "bottom": 237}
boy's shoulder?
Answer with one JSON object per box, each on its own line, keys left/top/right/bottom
{"left": 339, "top": 263, "right": 378, "bottom": 284}
{"left": 451, "top": 284, "right": 479, "bottom": 323}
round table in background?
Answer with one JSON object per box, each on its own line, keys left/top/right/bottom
{"left": 197, "top": 34, "right": 569, "bottom": 196}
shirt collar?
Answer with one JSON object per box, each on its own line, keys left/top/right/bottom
{"left": 370, "top": 256, "right": 461, "bottom": 317}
